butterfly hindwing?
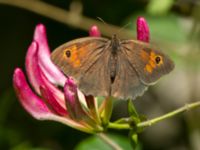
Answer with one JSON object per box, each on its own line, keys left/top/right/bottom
{"left": 111, "top": 50, "right": 147, "bottom": 99}
{"left": 79, "top": 47, "right": 112, "bottom": 96}
{"left": 121, "top": 40, "right": 174, "bottom": 85}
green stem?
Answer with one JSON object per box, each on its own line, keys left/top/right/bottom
{"left": 102, "top": 97, "right": 114, "bottom": 126}
{"left": 137, "top": 101, "right": 200, "bottom": 128}
{"left": 97, "top": 133, "right": 123, "bottom": 150}
{"left": 108, "top": 122, "right": 130, "bottom": 130}
{"left": 107, "top": 101, "right": 200, "bottom": 130}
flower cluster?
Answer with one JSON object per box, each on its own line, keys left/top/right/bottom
{"left": 13, "top": 17, "right": 149, "bottom": 133}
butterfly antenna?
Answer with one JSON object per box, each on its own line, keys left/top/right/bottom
{"left": 97, "top": 17, "right": 108, "bottom": 25}
{"left": 116, "top": 22, "right": 131, "bottom": 36}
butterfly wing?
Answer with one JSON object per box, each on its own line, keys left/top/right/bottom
{"left": 51, "top": 37, "right": 111, "bottom": 96}
{"left": 121, "top": 40, "right": 174, "bottom": 85}
{"left": 78, "top": 46, "right": 112, "bottom": 96}
{"left": 111, "top": 50, "right": 147, "bottom": 100}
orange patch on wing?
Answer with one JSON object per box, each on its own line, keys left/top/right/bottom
{"left": 140, "top": 50, "right": 149, "bottom": 61}
{"left": 145, "top": 64, "right": 153, "bottom": 73}
{"left": 149, "top": 60, "right": 156, "bottom": 68}
{"left": 77, "top": 45, "right": 87, "bottom": 58}
{"left": 150, "top": 51, "right": 156, "bottom": 59}
{"left": 64, "top": 45, "right": 81, "bottom": 68}
{"left": 144, "top": 51, "right": 163, "bottom": 73}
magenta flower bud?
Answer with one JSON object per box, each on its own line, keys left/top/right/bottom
{"left": 25, "top": 40, "right": 65, "bottom": 108}
{"left": 34, "top": 24, "right": 66, "bottom": 86}
{"left": 89, "top": 25, "right": 101, "bottom": 37}
{"left": 13, "top": 68, "right": 52, "bottom": 119}
{"left": 25, "top": 41, "right": 41, "bottom": 94}
{"left": 64, "top": 78, "right": 87, "bottom": 120}
{"left": 137, "top": 17, "right": 150, "bottom": 43}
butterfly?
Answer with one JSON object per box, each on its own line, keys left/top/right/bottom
{"left": 51, "top": 35, "right": 174, "bottom": 100}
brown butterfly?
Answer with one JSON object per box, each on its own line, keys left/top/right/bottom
{"left": 51, "top": 35, "right": 174, "bottom": 100}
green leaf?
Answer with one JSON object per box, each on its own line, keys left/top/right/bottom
{"left": 96, "top": 96, "right": 105, "bottom": 106}
{"left": 75, "top": 133, "right": 134, "bottom": 150}
{"left": 101, "top": 97, "right": 114, "bottom": 126}
{"left": 128, "top": 100, "right": 140, "bottom": 124}
{"left": 128, "top": 100, "right": 138, "bottom": 117}
{"left": 129, "top": 131, "right": 138, "bottom": 149}
{"left": 147, "top": 0, "right": 174, "bottom": 15}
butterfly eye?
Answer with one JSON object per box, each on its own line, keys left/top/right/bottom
{"left": 155, "top": 56, "right": 161, "bottom": 64}
{"left": 65, "top": 50, "right": 71, "bottom": 57}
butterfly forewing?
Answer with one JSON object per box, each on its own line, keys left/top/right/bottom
{"left": 51, "top": 37, "right": 106, "bottom": 78}
{"left": 51, "top": 37, "right": 112, "bottom": 96}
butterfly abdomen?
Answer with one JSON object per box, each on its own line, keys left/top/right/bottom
{"left": 108, "top": 34, "right": 122, "bottom": 84}
{"left": 109, "top": 54, "right": 118, "bottom": 83}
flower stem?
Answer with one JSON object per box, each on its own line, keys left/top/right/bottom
{"left": 97, "top": 133, "right": 123, "bottom": 150}
{"left": 108, "top": 122, "right": 130, "bottom": 130}
{"left": 137, "top": 101, "right": 200, "bottom": 128}
{"left": 107, "top": 101, "right": 200, "bottom": 130}
{"left": 101, "top": 97, "right": 114, "bottom": 126}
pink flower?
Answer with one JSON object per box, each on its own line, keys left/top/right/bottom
{"left": 89, "top": 25, "right": 101, "bottom": 37}
{"left": 136, "top": 17, "right": 150, "bottom": 42}
{"left": 13, "top": 17, "right": 150, "bottom": 133}
{"left": 13, "top": 24, "right": 103, "bottom": 133}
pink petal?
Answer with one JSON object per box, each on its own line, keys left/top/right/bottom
{"left": 64, "top": 78, "right": 87, "bottom": 120}
{"left": 13, "top": 68, "right": 52, "bottom": 120}
{"left": 34, "top": 24, "right": 66, "bottom": 86}
{"left": 13, "top": 69, "right": 94, "bottom": 133}
{"left": 41, "top": 71, "right": 66, "bottom": 109}
{"left": 89, "top": 25, "right": 101, "bottom": 37}
{"left": 33, "top": 24, "right": 50, "bottom": 56}
{"left": 40, "top": 86, "right": 67, "bottom": 116}
{"left": 25, "top": 41, "right": 66, "bottom": 109}
{"left": 25, "top": 41, "right": 42, "bottom": 94}
{"left": 137, "top": 17, "right": 150, "bottom": 43}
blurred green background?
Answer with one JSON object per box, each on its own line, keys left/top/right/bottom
{"left": 0, "top": 0, "right": 200, "bottom": 150}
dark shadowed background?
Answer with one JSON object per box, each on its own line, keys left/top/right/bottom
{"left": 0, "top": 0, "right": 200, "bottom": 150}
